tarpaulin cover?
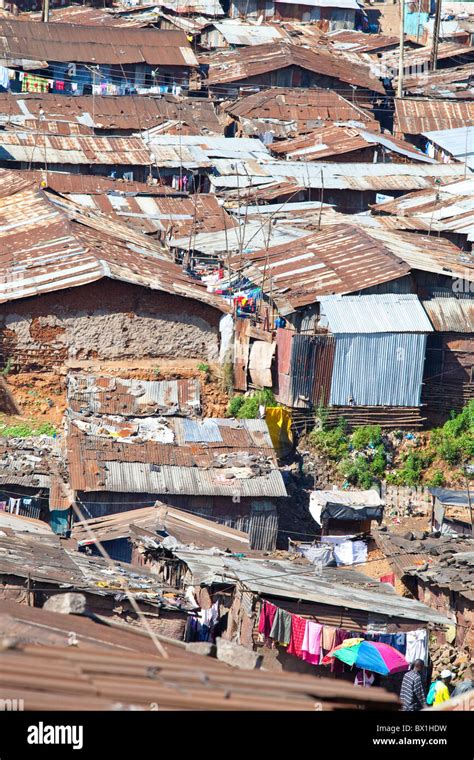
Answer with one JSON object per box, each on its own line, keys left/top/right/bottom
{"left": 265, "top": 406, "right": 293, "bottom": 457}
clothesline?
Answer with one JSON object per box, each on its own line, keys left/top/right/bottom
{"left": 257, "top": 600, "right": 429, "bottom": 670}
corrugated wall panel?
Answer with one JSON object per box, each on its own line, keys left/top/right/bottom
{"left": 329, "top": 333, "right": 427, "bottom": 407}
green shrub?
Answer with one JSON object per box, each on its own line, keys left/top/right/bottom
{"left": 197, "top": 362, "right": 210, "bottom": 374}
{"left": 309, "top": 422, "right": 349, "bottom": 460}
{"left": 351, "top": 425, "right": 382, "bottom": 451}
{"left": 427, "top": 469, "right": 445, "bottom": 488}
{"left": 226, "top": 389, "right": 277, "bottom": 419}
{"left": 227, "top": 395, "right": 244, "bottom": 417}
{"left": 0, "top": 421, "right": 57, "bottom": 438}
{"left": 340, "top": 455, "right": 375, "bottom": 489}
{"left": 430, "top": 401, "right": 474, "bottom": 465}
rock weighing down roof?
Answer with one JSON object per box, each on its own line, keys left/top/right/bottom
{"left": 67, "top": 414, "right": 287, "bottom": 499}
{"left": 0, "top": 170, "right": 226, "bottom": 311}
{"left": 67, "top": 375, "right": 201, "bottom": 417}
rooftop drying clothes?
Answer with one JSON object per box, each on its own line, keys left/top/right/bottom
{"left": 287, "top": 615, "right": 307, "bottom": 658}
{"left": 301, "top": 621, "right": 323, "bottom": 665}
{"left": 258, "top": 601, "right": 277, "bottom": 638}
{"left": 269, "top": 607, "right": 292, "bottom": 645}
{"left": 406, "top": 629, "right": 428, "bottom": 665}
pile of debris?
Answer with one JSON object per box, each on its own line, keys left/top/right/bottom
{"left": 430, "top": 641, "right": 472, "bottom": 680}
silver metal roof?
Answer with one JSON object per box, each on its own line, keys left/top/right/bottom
{"left": 320, "top": 294, "right": 434, "bottom": 334}
{"left": 174, "top": 552, "right": 452, "bottom": 625}
{"left": 423, "top": 125, "right": 474, "bottom": 163}
{"left": 102, "top": 462, "right": 287, "bottom": 497}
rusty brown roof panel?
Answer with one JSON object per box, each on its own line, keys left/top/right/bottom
{"left": 0, "top": 92, "right": 221, "bottom": 133}
{"left": 228, "top": 223, "right": 471, "bottom": 314}
{"left": 67, "top": 375, "right": 201, "bottom": 417}
{"left": 394, "top": 98, "right": 474, "bottom": 134}
{"left": 226, "top": 87, "right": 379, "bottom": 132}
{"left": 229, "top": 223, "right": 410, "bottom": 314}
{"left": 204, "top": 42, "right": 386, "bottom": 93}
{"left": 0, "top": 170, "right": 228, "bottom": 312}
{"left": 0, "top": 641, "right": 400, "bottom": 711}
{"left": 10, "top": 170, "right": 179, "bottom": 195}
{"left": 0, "top": 19, "right": 198, "bottom": 67}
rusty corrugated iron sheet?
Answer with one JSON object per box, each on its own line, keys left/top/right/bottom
{"left": 275, "top": 327, "right": 292, "bottom": 375}
{"left": 0, "top": 92, "right": 221, "bottom": 134}
{"left": 226, "top": 87, "right": 379, "bottom": 133}
{"left": 66, "top": 414, "right": 286, "bottom": 498}
{"left": 231, "top": 223, "right": 473, "bottom": 315}
{"left": 0, "top": 170, "right": 227, "bottom": 312}
{"left": 61, "top": 191, "right": 237, "bottom": 236}
{"left": 0, "top": 132, "right": 152, "bottom": 166}
{"left": 0, "top": 19, "right": 198, "bottom": 67}
{"left": 421, "top": 292, "right": 474, "bottom": 333}
{"left": 204, "top": 42, "right": 386, "bottom": 93}
{"left": 395, "top": 97, "right": 474, "bottom": 135}
{"left": 68, "top": 375, "right": 201, "bottom": 417}
{"left": 231, "top": 224, "right": 410, "bottom": 315}
{"left": 8, "top": 170, "right": 179, "bottom": 195}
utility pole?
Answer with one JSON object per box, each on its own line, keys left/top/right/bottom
{"left": 431, "top": 0, "right": 442, "bottom": 71}
{"left": 41, "top": 0, "right": 50, "bottom": 23}
{"left": 397, "top": 0, "right": 405, "bottom": 99}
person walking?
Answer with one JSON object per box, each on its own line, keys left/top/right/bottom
{"left": 400, "top": 659, "right": 427, "bottom": 711}
{"left": 427, "top": 669, "right": 454, "bottom": 706}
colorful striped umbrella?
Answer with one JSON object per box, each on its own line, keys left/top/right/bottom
{"left": 321, "top": 638, "right": 409, "bottom": 675}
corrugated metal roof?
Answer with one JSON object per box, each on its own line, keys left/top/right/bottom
{"left": 212, "top": 21, "right": 288, "bottom": 46}
{"left": 229, "top": 224, "right": 411, "bottom": 315}
{"left": 256, "top": 162, "right": 469, "bottom": 191}
{"left": 68, "top": 375, "right": 201, "bottom": 417}
{"left": 0, "top": 19, "right": 198, "bottom": 67}
{"left": 60, "top": 191, "right": 236, "bottom": 236}
{"left": 0, "top": 132, "right": 152, "bottom": 166}
{"left": 271, "top": 125, "right": 435, "bottom": 163}
{"left": 226, "top": 87, "right": 379, "bottom": 133}
{"left": 421, "top": 292, "right": 474, "bottom": 333}
{"left": 320, "top": 294, "right": 434, "bottom": 333}
{"left": 423, "top": 125, "right": 474, "bottom": 165}
{"left": 0, "top": 171, "right": 227, "bottom": 312}
{"left": 175, "top": 552, "right": 452, "bottom": 624}
{"left": 170, "top": 220, "right": 309, "bottom": 255}
{"left": 204, "top": 41, "right": 387, "bottom": 93}
{"left": 0, "top": 93, "right": 222, "bottom": 135}
{"left": 67, "top": 410, "right": 286, "bottom": 498}
{"left": 395, "top": 98, "right": 474, "bottom": 135}
{"left": 102, "top": 462, "right": 287, "bottom": 497}
{"left": 72, "top": 503, "right": 250, "bottom": 552}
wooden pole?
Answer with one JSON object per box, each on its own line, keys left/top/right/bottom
{"left": 431, "top": 0, "right": 442, "bottom": 71}
{"left": 397, "top": 0, "right": 405, "bottom": 99}
{"left": 41, "top": 0, "right": 50, "bottom": 23}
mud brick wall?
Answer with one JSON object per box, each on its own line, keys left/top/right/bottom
{"left": 0, "top": 279, "right": 221, "bottom": 371}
